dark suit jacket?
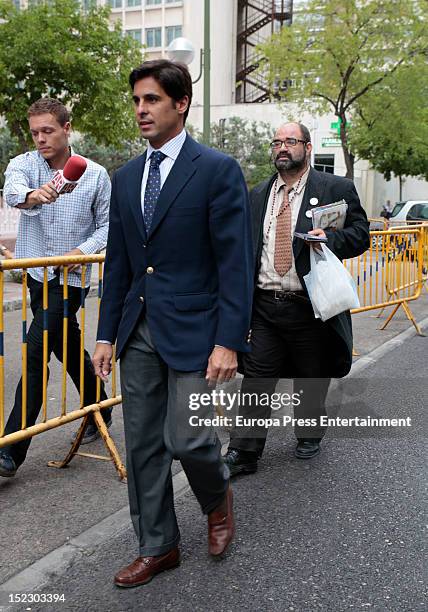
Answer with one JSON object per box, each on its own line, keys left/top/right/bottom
{"left": 250, "top": 167, "right": 370, "bottom": 378}
{"left": 97, "top": 135, "right": 253, "bottom": 371}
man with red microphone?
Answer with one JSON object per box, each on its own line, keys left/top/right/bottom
{"left": 0, "top": 98, "right": 111, "bottom": 478}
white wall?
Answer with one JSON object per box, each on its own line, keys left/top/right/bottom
{"left": 183, "top": 0, "right": 236, "bottom": 107}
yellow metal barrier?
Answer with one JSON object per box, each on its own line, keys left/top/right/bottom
{"left": 424, "top": 223, "right": 428, "bottom": 292}
{"left": 1, "top": 228, "right": 426, "bottom": 480}
{"left": 344, "top": 224, "right": 427, "bottom": 335}
{"left": 368, "top": 217, "right": 388, "bottom": 231}
{"left": 0, "top": 254, "right": 126, "bottom": 481}
{"left": 386, "top": 222, "right": 428, "bottom": 294}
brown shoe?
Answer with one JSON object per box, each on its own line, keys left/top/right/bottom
{"left": 114, "top": 548, "right": 180, "bottom": 588}
{"left": 208, "top": 487, "right": 234, "bottom": 557}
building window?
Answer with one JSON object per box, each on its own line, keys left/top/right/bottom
{"left": 146, "top": 0, "right": 161, "bottom": 6}
{"left": 165, "top": 0, "right": 181, "bottom": 3}
{"left": 165, "top": 25, "right": 182, "bottom": 46}
{"left": 81, "top": 0, "right": 96, "bottom": 10}
{"left": 126, "top": 29, "right": 142, "bottom": 44}
{"left": 314, "top": 154, "right": 335, "bottom": 174}
{"left": 127, "top": 0, "right": 141, "bottom": 6}
{"left": 108, "top": 0, "right": 122, "bottom": 8}
{"left": 146, "top": 27, "right": 162, "bottom": 48}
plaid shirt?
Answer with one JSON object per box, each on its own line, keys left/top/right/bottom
{"left": 4, "top": 150, "right": 110, "bottom": 287}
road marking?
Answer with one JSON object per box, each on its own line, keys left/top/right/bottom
{"left": 349, "top": 315, "right": 428, "bottom": 377}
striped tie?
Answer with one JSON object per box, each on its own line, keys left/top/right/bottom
{"left": 274, "top": 186, "right": 292, "bottom": 276}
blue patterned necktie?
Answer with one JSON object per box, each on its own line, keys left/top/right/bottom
{"left": 143, "top": 150, "right": 166, "bottom": 231}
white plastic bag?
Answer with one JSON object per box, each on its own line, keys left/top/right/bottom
{"left": 303, "top": 244, "right": 360, "bottom": 321}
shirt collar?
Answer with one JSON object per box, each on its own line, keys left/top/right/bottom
{"left": 276, "top": 165, "right": 310, "bottom": 195}
{"left": 36, "top": 145, "right": 75, "bottom": 169}
{"left": 146, "top": 129, "right": 187, "bottom": 162}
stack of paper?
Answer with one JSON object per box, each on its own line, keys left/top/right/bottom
{"left": 312, "top": 199, "right": 348, "bottom": 230}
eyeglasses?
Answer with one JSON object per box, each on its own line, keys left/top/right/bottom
{"left": 270, "top": 138, "right": 307, "bottom": 149}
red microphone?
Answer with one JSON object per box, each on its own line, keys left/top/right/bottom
{"left": 51, "top": 155, "right": 87, "bottom": 195}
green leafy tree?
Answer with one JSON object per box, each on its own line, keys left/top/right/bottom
{"left": 350, "top": 61, "right": 428, "bottom": 199}
{"left": 259, "top": 0, "right": 427, "bottom": 179}
{"left": 208, "top": 117, "right": 274, "bottom": 189}
{"left": 73, "top": 133, "right": 143, "bottom": 177}
{"left": 0, "top": 0, "right": 142, "bottom": 150}
{"left": 0, "top": 126, "right": 19, "bottom": 188}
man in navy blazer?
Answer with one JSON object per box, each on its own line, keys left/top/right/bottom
{"left": 92, "top": 60, "right": 253, "bottom": 587}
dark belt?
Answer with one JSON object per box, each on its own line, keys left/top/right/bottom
{"left": 255, "top": 288, "right": 309, "bottom": 302}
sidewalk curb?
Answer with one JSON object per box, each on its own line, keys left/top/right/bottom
{"left": 2, "top": 296, "right": 30, "bottom": 313}
{"left": 349, "top": 315, "right": 428, "bottom": 377}
{"left": 0, "top": 467, "right": 191, "bottom": 606}
{"left": 2, "top": 286, "right": 99, "bottom": 312}
{"left": 0, "top": 317, "right": 427, "bottom": 604}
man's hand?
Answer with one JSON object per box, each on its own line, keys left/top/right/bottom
{"left": 206, "top": 346, "right": 238, "bottom": 386}
{"left": 307, "top": 228, "right": 327, "bottom": 251}
{"left": 56, "top": 247, "right": 84, "bottom": 273}
{"left": 92, "top": 343, "right": 113, "bottom": 382}
{"left": 24, "top": 182, "right": 59, "bottom": 207}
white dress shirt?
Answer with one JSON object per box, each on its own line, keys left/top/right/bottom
{"left": 140, "top": 129, "right": 187, "bottom": 214}
{"left": 257, "top": 166, "right": 310, "bottom": 292}
{"left": 4, "top": 148, "right": 110, "bottom": 287}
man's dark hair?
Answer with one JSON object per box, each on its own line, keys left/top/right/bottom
{"left": 129, "top": 60, "right": 193, "bottom": 124}
{"left": 27, "top": 98, "right": 70, "bottom": 126}
{"left": 298, "top": 123, "right": 311, "bottom": 143}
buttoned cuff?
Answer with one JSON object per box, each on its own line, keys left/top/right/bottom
{"left": 9, "top": 190, "right": 42, "bottom": 215}
{"left": 21, "top": 205, "right": 42, "bottom": 216}
{"left": 77, "top": 239, "right": 99, "bottom": 255}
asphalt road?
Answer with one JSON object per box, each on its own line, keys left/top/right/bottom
{"left": 1, "top": 318, "right": 425, "bottom": 612}
{"left": 0, "top": 295, "right": 428, "bottom": 612}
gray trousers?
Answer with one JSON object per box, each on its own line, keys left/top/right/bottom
{"left": 120, "top": 317, "right": 229, "bottom": 556}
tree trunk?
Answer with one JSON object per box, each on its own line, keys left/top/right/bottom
{"left": 399, "top": 175, "right": 403, "bottom": 200}
{"left": 338, "top": 113, "right": 354, "bottom": 180}
{"left": 11, "top": 121, "right": 29, "bottom": 154}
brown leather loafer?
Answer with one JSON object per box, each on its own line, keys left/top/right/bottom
{"left": 208, "top": 487, "right": 234, "bottom": 557}
{"left": 114, "top": 547, "right": 180, "bottom": 588}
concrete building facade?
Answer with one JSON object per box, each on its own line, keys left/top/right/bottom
{"left": 96, "top": 0, "right": 426, "bottom": 215}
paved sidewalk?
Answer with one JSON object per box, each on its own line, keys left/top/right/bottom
{"left": 1, "top": 264, "right": 100, "bottom": 311}
{"left": 0, "top": 235, "right": 16, "bottom": 253}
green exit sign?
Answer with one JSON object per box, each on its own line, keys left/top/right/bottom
{"left": 330, "top": 119, "right": 351, "bottom": 135}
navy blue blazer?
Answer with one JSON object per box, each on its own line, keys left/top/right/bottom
{"left": 97, "top": 135, "right": 253, "bottom": 371}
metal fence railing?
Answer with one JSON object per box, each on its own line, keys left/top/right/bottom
{"left": 0, "top": 254, "right": 125, "bottom": 480}
{"left": 0, "top": 193, "right": 20, "bottom": 235}
{"left": 344, "top": 224, "right": 427, "bottom": 335}
{"left": 0, "top": 226, "right": 426, "bottom": 480}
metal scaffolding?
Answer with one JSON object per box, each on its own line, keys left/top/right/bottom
{"left": 236, "top": 0, "right": 293, "bottom": 103}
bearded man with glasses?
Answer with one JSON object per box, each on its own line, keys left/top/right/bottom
{"left": 223, "top": 122, "right": 370, "bottom": 475}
